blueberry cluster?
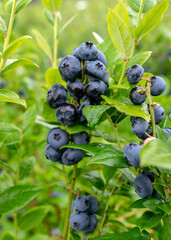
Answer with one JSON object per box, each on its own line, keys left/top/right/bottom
{"left": 69, "top": 195, "right": 98, "bottom": 234}
{"left": 126, "top": 64, "right": 167, "bottom": 140}
{"left": 124, "top": 64, "right": 169, "bottom": 199}
{"left": 45, "top": 41, "right": 109, "bottom": 165}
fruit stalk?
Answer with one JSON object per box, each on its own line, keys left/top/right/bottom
{"left": 63, "top": 164, "right": 77, "bottom": 239}
{"left": 0, "top": 0, "right": 17, "bottom": 74}
{"left": 146, "top": 79, "right": 156, "bottom": 137}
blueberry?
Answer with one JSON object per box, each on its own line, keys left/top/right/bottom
{"left": 58, "top": 55, "right": 82, "bottom": 81}
{"left": 134, "top": 174, "right": 153, "bottom": 198}
{"left": 86, "top": 80, "right": 107, "bottom": 101}
{"left": 102, "top": 72, "right": 109, "bottom": 87}
{"left": 162, "top": 128, "right": 171, "bottom": 138}
{"left": 96, "top": 50, "right": 106, "bottom": 65}
{"left": 142, "top": 171, "right": 155, "bottom": 182}
{"left": 75, "top": 195, "right": 90, "bottom": 212}
{"left": 126, "top": 65, "right": 144, "bottom": 84}
{"left": 69, "top": 211, "right": 89, "bottom": 231}
{"left": 130, "top": 87, "right": 146, "bottom": 105}
{"left": 83, "top": 214, "right": 98, "bottom": 234}
{"left": 19, "top": 87, "right": 26, "bottom": 96}
{"left": 45, "top": 144, "right": 62, "bottom": 162}
{"left": 132, "top": 117, "right": 149, "bottom": 137}
{"left": 0, "top": 168, "right": 2, "bottom": 175}
{"left": 47, "top": 128, "right": 69, "bottom": 149}
{"left": 150, "top": 76, "right": 166, "bottom": 96}
{"left": 130, "top": 116, "right": 137, "bottom": 124}
{"left": 78, "top": 100, "right": 91, "bottom": 123}
{"left": 47, "top": 84, "right": 67, "bottom": 109}
{"left": 0, "top": 80, "right": 7, "bottom": 89}
{"left": 76, "top": 41, "right": 98, "bottom": 61}
{"left": 149, "top": 104, "right": 165, "bottom": 124}
{"left": 136, "top": 128, "right": 152, "bottom": 140}
{"left": 56, "top": 103, "right": 78, "bottom": 126}
{"left": 61, "top": 148, "right": 84, "bottom": 166}
{"left": 66, "top": 79, "right": 85, "bottom": 100}
{"left": 85, "top": 60, "right": 106, "bottom": 81}
{"left": 124, "top": 142, "right": 142, "bottom": 168}
{"left": 74, "top": 132, "right": 90, "bottom": 144}
{"left": 87, "top": 195, "right": 99, "bottom": 214}
{"left": 73, "top": 47, "right": 80, "bottom": 59}
{"left": 152, "top": 189, "right": 161, "bottom": 200}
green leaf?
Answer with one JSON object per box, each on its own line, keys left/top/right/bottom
{"left": 156, "top": 125, "right": 167, "bottom": 142}
{"left": 94, "top": 227, "right": 150, "bottom": 239}
{"left": 29, "top": 235, "right": 50, "bottom": 240}
{"left": 2, "top": 58, "right": 39, "bottom": 73}
{"left": 32, "top": 30, "right": 52, "bottom": 61}
{"left": 60, "top": 143, "right": 102, "bottom": 155}
{"left": 113, "top": 2, "right": 129, "bottom": 25}
{"left": 127, "top": 51, "right": 152, "bottom": 68}
{"left": 59, "top": 14, "right": 78, "bottom": 34}
{"left": 2, "top": 232, "right": 15, "bottom": 240}
{"left": 83, "top": 171, "right": 105, "bottom": 190}
{"left": 5, "top": 0, "right": 32, "bottom": 14}
{"left": 83, "top": 105, "right": 110, "bottom": 129}
{"left": 135, "top": 0, "right": 169, "bottom": 43}
{"left": 43, "top": 9, "right": 54, "bottom": 25}
{"left": 127, "top": 0, "right": 157, "bottom": 13}
{"left": 93, "top": 32, "right": 104, "bottom": 44}
{"left": 107, "top": 9, "right": 134, "bottom": 60}
{"left": 0, "top": 89, "right": 27, "bottom": 108}
{"left": 88, "top": 144, "right": 129, "bottom": 168}
{"left": 22, "top": 105, "right": 37, "bottom": 132}
{"left": 137, "top": 211, "right": 164, "bottom": 230}
{"left": 1, "top": 35, "right": 32, "bottom": 59}
{"left": 19, "top": 157, "right": 35, "bottom": 180}
{"left": 140, "top": 139, "right": 171, "bottom": 169}
{"left": 45, "top": 67, "right": 66, "bottom": 88}
{"left": 158, "top": 215, "right": 171, "bottom": 240}
{"left": 0, "top": 185, "right": 44, "bottom": 214}
{"left": 19, "top": 206, "right": 48, "bottom": 231}
{"left": 0, "top": 160, "right": 16, "bottom": 174}
{"left": 67, "top": 124, "right": 90, "bottom": 134}
{"left": 0, "top": 123, "right": 21, "bottom": 149}
{"left": 0, "top": 16, "right": 7, "bottom": 35}
{"left": 41, "top": 0, "right": 63, "bottom": 11}
{"left": 119, "top": 168, "right": 136, "bottom": 182}
{"left": 102, "top": 96, "right": 150, "bottom": 122}
{"left": 0, "top": 171, "right": 13, "bottom": 194}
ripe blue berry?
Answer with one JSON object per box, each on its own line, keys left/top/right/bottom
{"left": 150, "top": 76, "right": 166, "bottom": 96}
{"left": 0, "top": 81, "right": 6, "bottom": 89}
{"left": 149, "top": 104, "right": 165, "bottom": 124}
{"left": 142, "top": 171, "right": 155, "bottom": 182}
{"left": 58, "top": 55, "right": 82, "bottom": 81}
{"left": 69, "top": 211, "right": 89, "bottom": 231}
{"left": 96, "top": 50, "right": 106, "bottom": 65}
{"left": 86, "top": 80, "right": 107, "bottom": 101}
{"left": 162, "top": 128, "right": 171, "bottom": 138}
{"left": 134, "top": 174, "right": 153, "bottom": 198}
{"left": 78, "top": 100, "right": 91, "bottom": 123}
{"left": 124, "top": 142, "right": 142, "bottom": 168}
{"left": 126, "top": 65, "right": 144, "bottom": 84}
{"left": 74, "top": 131, "right": 90, "bottom": 145}
{"left": 85, "top": 60, "right": 106, "bottom": 81}
{"left": 56, "top": 103, "right": 78, "bottom": 126}
{"left": 75, "top": 196, "right": 90, "bottom": 212}
{"left": 66, "top": 79, "right": 85, "bottom": 100}
{"left": 152, "top": 189, "right": 161, "bottom": 200}
{"left": 47, "top": 84, "right": 67, "bottom": 109}
{"left": 132, "top": 117, "right": 149, "bottom": 137}
{"left": 47, "top": 128, "right": 69, "bottom": 149}
{"left": 18, "top": 87, "right": 26, "bottom": 96}
{"left": 61, "top": 148, "right": 84, "bottom": 166}
{"left": 136, "top": 128, "right": 152, "bottom": 140}
{"left": 75, "top": 41, "right": 98, "bottom": 61}
{"left": 45, "top": 144, "right": 62, "bottom": 162}
{"left": 130, "top": 87, "right": 146, "bottom": 105}
{"left": 87, "top": 195, "right": 99, "bottom": 214}
{"left": 102, "top": 72, "right": 109, "bottom": 87}
{"left": 83, "top": 214, "right": 98, "bottom": 234}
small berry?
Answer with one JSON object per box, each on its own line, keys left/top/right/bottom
{"left": 74, "top": 132, "right": 90, "bottom": 144}
{"left": 150, "top": 76, "right": 166, "bottom": 96}
{"left": 47, "top": 84, "right": 67, "bottom": 109}
{"left": 124, "top": 142, "right": 142, "bottom": 168}
{"left": 149, "top": 104, "right": 165, "bottom": 124}
{"left": 69, "top": 211, "right": 89, "bottom": 231}
{"left": 58, "top": 55, "right": 82, "bottom": 81}
{"left": 47, "top": 128, "right": 69, "bottom": 149}
{"left": 86, "top": 80, "right": 107, "bottom": 101}
{"left": 132, "top": 117, "right": 149, "bottom": 137}
{"left": 0, "top": 80, "right": 6, "bottom": 89}
{"left": 152, "top": 189, "right": 161, "bottom": 200}
{"left": 134, "top": 174, "right": 153, "bottom": 199}
{"left": 61, "top": 148, "right": 84, "bottom": 166}
{"left": 78, "top": 100, "right": 91, "bottom": 123}
{"left": 162, "top": 128, "right": 171, "bottom": 138}
{"left": 130, "top": 87, "right": 146, "bottom": 105}
{"left": 126, "top": 65, "right": 144, "bottom": 84}
{"left": 83, "top": 214, "right": 98, "bottom": 234}
{"left": 75, "top": 196, "right": 90, "bottom": 212}
{"left": 96, "top": 50, "right": 106, "bottom": 65}
{"left": 87, "top": 195, "right": 99, "bottom": 214}
{"left": 66, "top": 79, "right": 85, "bottom": 100}
{"left": 56, "top": 103, "right": 78, "bottom": 126}
{"left": 141, "top": 171, "right": 155, "bottom": 182}
{"left": 85, "top": 60, "right": 106, "bottom": 81}
{"left": 45, "top": 144, "right": 62, "bottom": 162}
{"left": 75, "top": 41, "right": 98, "bottom": 61}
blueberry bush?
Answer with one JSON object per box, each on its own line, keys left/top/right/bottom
{"left": 0, "top": 0, "right": 171, "bottom": 240}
